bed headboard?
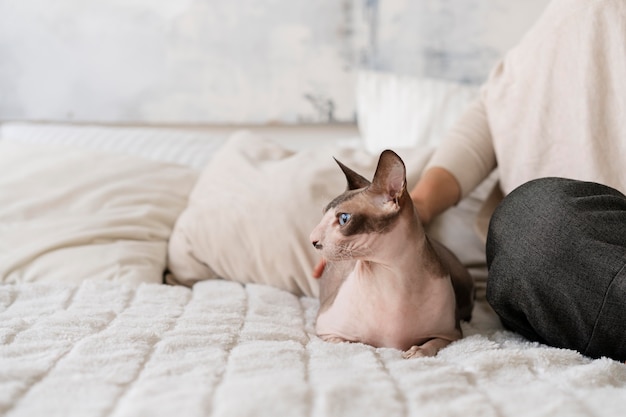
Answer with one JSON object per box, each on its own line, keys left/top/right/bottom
{"left": 0, "top": 0, "right": 548, "bottom": 125}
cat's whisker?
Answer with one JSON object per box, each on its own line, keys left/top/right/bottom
{"left": 335, "top": 244, "right": 372, "bottom": 261}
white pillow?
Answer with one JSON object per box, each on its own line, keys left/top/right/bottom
{"left": 0, "top": 122, "right": 226, "bottom": 169}
{"left": 356, "top": 71, "right": 479, "bottom": 153}
{"left": 0, "top": 142, "right": 198, "bottom": 285}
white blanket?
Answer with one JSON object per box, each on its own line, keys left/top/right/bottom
{"left": 2, "top": 124, "right": 626, "bottom": 417}
{"left": 2, "top": 279, "right": 626, "bottom": 417}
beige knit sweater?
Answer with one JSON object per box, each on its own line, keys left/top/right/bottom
{"left": 427, "top": 0, "right": 626, "bottom": 205}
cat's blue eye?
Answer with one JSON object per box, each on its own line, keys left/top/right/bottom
{"left": 338, "top": 213, "right": 351, "bottom": 226}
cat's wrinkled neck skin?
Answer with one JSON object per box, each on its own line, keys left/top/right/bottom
{"left": 350, "top": 202, "right": 444, "bottom": 285}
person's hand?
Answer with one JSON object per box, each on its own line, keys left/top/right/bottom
{"left": 409, "top": 167, "right": 462, "bottom": 225}
{"left": 312, "top": 258, "right": 326, "bottom": 279}
{"left": 410, "top": 196, "right": 433, "bottom": 225}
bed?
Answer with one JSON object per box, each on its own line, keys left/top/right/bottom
{"left": 2, "top": 76, "right": 626, "bottom": 417}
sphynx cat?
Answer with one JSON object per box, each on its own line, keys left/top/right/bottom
{"left": 310, "top": 150, "right": 474, "bottom": 358}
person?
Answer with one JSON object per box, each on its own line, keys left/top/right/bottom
{"left": 410, "top": 0, "right": 626, "bottom": 362}
{"left": 316, "top": 0, "right": 626, "bottom": 362}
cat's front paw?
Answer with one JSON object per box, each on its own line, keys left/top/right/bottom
{"left": 320, "top": 334, "right": 349, "bottom": 344}
{"left": 402, "top": 338, "right": 452, "bottom": 359}
{"left": 402, "top": 346, "right": 428, "bottom": 359}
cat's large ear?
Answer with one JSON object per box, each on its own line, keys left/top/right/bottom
{"left": 370, "top": 150, "right": 406, "bottom": 204}
{"left": 334, "top": 158, "right": 371, "bottom": 190}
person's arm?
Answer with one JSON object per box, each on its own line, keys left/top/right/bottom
{"left": 410, "top": 167, "right": 461, "bottom": 225}
{"left": 410, "top": 96, "right": 497, "bottom": 223}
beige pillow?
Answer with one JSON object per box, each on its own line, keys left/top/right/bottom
{"left": 167, "top": 131, "right": 435, "bottom": 297}
{"left": 0, "top": 142, "right": 198, "bottom": 285}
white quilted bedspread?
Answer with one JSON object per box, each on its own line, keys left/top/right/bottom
{"left": 2, "top": 280, "right": 626, "bottom": 417}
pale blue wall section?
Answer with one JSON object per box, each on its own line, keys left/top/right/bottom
{"left": 0, "top": 0, "right": 549, "bottom": 124}
{"left": 355, "top": 0, "right": 549, "bottom": 84}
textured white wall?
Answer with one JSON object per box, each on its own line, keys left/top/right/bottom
{"left": 356, "top": 0, "right": 550, "bottom": 84}
{"left": 0, "top": 0, "right": 549, "bottom": 124}
{"left": 0, "top": 0, "right": 355, "bottom": 124}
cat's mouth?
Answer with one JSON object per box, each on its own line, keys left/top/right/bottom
{"left": 314, "top": 242, "right": 373, "bottom": 262}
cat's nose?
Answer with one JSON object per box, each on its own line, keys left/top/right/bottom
{"left": 312, "top": 241, "right": 322, "bottom": 250}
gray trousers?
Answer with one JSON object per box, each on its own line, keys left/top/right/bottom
{"left": 486, "top": 177, "right": 626, "bottom": 362}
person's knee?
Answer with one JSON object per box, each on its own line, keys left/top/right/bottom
{"left": 486, "top": 178, "right": 626, "bottom": 359}
{"left": 487, "top": 177, "right": 626, "bottom": 268}
{"left": 485, "top": 177, "right": 577, "bottom": 342}
{"left": 486, "top": 177, "right": 572, "bottom": 269}
{"left": 485, "top": 178, "right": 585, "bottom": 314}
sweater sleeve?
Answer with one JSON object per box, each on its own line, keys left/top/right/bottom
{"left": 424, "top": 94, "right": 497, "bottom": 199}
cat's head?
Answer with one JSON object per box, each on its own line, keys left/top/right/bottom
{"left": 310, "top": 150, "right": 413, "bottom": 261}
